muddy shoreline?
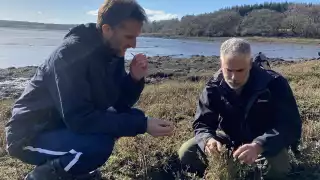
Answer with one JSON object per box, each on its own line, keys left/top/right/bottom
{"left": 0, "top": 55, "right": 317, "bottom": 100}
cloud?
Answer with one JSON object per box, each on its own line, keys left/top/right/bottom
{"left": 87, "top": 9, "right": 98, "bottom": 16}
{"left": 37, "top": 11, "right": 43, "bottom": 15}
{"left": 144, "top": 8, "right": 178, "bottom": 21}
{"left": 86, "top": 8, "right": 178, "bottom": 21}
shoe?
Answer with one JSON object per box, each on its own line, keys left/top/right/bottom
{"left": 24, "top": 159, "right": 72, "bottom": 180}
{"left": 24, "top": 159, "right": 102, "bottom": 180}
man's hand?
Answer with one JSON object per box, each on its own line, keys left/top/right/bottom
{"left": 146, "top": 117, "right": 174, "bottom": 137}
{"left": 233, "top": 142, "right": 263, "bottom": 165}
{"left": 130, "top": 53, "right": 148, "bottom": 81}
{"left": 205, "top": 138, "right": 223, "bottom": 156}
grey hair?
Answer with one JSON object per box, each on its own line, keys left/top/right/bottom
{"left": 220, "top": 38, "right": 251, "bottom": 58}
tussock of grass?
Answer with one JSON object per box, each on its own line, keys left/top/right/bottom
{"left": 1, "top": 61, "right": 320, "bottom": 179}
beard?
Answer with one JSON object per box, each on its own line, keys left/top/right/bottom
{"left": 103, "top": 37, "right": 124, "bottom": 57}
{"left": 111, "top": 46, "right": 126, "bottom": 57}
{"left": 225, "top": 72, "right": 250, "bottom": 90}
{"left": 227, "top": 81, "right": 243, "bottom": 90}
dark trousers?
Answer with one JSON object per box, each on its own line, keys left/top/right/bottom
{"left": 19, "top": 128, "right": 114, "bottom": 175}
{"left": 178, "top": 137, "right": 291, "bottom": 179}
{"left": 10, "top": 108, "right": 144, "bottom": 175}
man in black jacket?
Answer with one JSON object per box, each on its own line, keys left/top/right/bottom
{"left": 178, "top": 38, "right": 301, "bottom": 179}
{"left": 5, "top": 0, "right": 174, "bottom": 179}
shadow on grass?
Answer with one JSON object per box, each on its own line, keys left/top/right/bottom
{"left": 116, "top": 151, "right": 320, "bottom": 180}
{"left": 288, "top": 154, "right": 320, "bottom": 180}
{"left": 142, "top": 154, "right": 199, "bottom": 180}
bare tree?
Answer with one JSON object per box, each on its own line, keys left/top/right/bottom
{"left": 282, "top": 4, "right": 320, "bottom": 37}
{"left": 239, "top": 9, "right": 284, "bottom": 36}
{"left": 204, "top": 11, "right": 242, "bottom": 37}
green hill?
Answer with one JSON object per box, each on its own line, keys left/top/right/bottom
{"left": 143, "top": 2, "right": 320, "bottom": 38}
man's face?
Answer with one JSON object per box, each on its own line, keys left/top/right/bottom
{"left": 221, "top": 54, "right": 252, "bottom": 90}
{"left": 102, "top": 19, "right": 142, "bottom": 57}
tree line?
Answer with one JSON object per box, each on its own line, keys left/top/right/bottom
{"left": 142, "top": 2, "right": 320, "bottom": 38}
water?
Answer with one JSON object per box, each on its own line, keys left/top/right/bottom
{"left": 0, "top": 27, "right": 319, "bottom": 68}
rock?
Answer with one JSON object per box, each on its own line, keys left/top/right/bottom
{"left": 187, "top": 75, "right": 202, "bottom": 82}
{"left": 149, "top": 72, "right": 173, "bottom": 78}
{"left": 0, "top": 66, "right": 36, "bottom": 80}
{"left": 268, "top": 57, "right": 285, "bottom": 62}
{"left": 0, "top": 77, "right": 29, "bottom": 99}
{"left": 173, "top": 69, "right": 184, "bottom": 73}
{"left": 7, "top": 67, "right": 16, "bottom": 70}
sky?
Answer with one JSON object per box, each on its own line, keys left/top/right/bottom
{"left": 0, "top": 0, "right": 318, "bottom": 24}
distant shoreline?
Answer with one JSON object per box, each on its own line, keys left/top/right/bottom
{"left": 141, "top": 33, "right": 320, "bottom": 45}
{"left": 1, "top": 19, "right": 320, "bottom": 45}
{"left": 0, "top": 20, "right": 76, "bottom": 31}
{"left": 2, "top": 19, "right": 320, "bottom": 45}
{"left": 0, "top": 26, "right": 69, "bottom": 32}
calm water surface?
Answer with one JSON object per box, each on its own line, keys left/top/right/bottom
{"left": 0, "top": 27, "right": 319, "bottom": 68}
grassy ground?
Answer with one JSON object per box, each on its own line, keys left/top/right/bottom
{"left": 141, "top": 33, "right": 320, "bottom": 44}
{"left": 1, "top": 60, "right": 320, "bottom": 179}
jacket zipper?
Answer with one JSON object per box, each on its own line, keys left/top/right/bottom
{"left": 241, "top": 89, "right": 269, "bottom": 142}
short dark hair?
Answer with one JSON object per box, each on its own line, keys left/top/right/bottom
{"left": 97, "top": 0, "right": 148, "bottom": 29}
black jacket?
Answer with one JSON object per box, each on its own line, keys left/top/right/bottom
{"left": 6, "top": 23, "right": 147, "bottom": 151}
{"left": 193, "top": 65, "right": 302, "bottom": 157}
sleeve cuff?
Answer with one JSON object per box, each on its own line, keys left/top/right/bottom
{"left": 195, "top": 133, "right": 215, "bottom": 153}
{"left": 129, "top": 73, "right": 145, "bottom": 83}
{"left": 253, "top": 137, "right": 268, "bottom": 156}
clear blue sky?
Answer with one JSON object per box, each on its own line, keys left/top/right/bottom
{"left": 0, "top": 0, "right": 318, "bottom": 24}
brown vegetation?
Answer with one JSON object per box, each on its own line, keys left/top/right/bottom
{"left": 1, "top": 60, "right": 320, "bottom": 179}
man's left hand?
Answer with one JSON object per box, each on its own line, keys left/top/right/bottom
{"left": 233, "top": 142, "right": 263, "bottom": 165}
{"left": 130, "top": 53, "right": 148, "bottom": 81}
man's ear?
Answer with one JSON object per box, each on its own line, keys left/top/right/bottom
{"left": 101, "top": 24, "right": 113, "bottom": 39}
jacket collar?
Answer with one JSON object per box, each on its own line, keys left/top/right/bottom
{"left": 243, "top": 64, "right": 273, "bottom": 92}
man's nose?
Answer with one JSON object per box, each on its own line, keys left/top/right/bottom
{"left": 231, "top": 73, "right": 236, "bottom": 80}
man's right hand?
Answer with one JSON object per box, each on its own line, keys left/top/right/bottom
{"left": 205, "top": 138, "right": 223, "bottom": 155}
{"left": 146, "top": 117, "right": 174, "bottom": 137}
